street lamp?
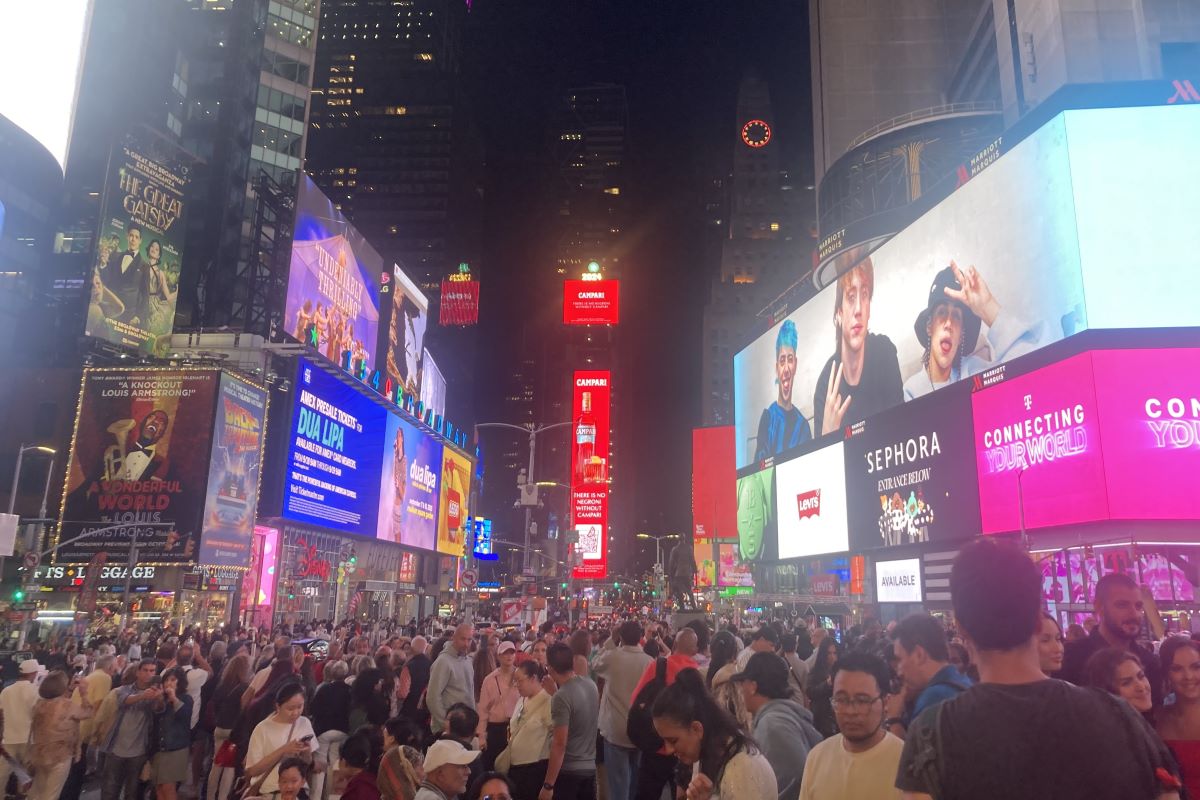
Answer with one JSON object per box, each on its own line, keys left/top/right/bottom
{"left": 7, "top": 444, "right": 57, "bottom": 517}
{"left": 636, "top": 532, "right": 680, "bottom": 571}
{"left": 474, "top": 421, "right": 572, "bottom": 573}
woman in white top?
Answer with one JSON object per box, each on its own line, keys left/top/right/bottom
{"left": 244, "top": 683, "right": 318, "bottom": 796}
{"left": 506, "top": 661, "right": 554, "bottom": 800}
{"left": 652, "top": 668, "right": 776, "bottom": 800}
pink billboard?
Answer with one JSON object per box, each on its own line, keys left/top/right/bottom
{"left": 972, "top": 352, "right": 1108, "bottom": 532}
{"left": 1091, "top": 348, "right": 1200, "bottom": 520}
{"left": 973, "top": 348, "right": 1200, "bottom": 532}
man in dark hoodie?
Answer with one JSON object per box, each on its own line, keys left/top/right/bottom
{"left": 733, "top": 652, "right": 824, "bottom": 800}
{"left": 812, "top": 257, "right": 903, "bottom": 436}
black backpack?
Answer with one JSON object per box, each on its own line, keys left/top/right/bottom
{"left": 627, "top": 657, "right": 668, "bottom": 753}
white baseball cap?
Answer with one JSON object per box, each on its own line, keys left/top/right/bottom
{"left": 497, "top": 641, "right": 516, "bottom": 655}
{"left": 19, "top": 659, "right": 41, "bottom": 674}
{"left": 422, "top": 740, "right": 479, "bottom": 773}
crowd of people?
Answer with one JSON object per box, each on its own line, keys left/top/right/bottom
{"left": 3, "top": 542, "right": 1198, "bottom": 799}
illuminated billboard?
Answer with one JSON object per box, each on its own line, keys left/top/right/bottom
{"left": 0, "top": 2, "right": 89, "bottom": 170}
{"left": 436, "top": 450, "right": 472, "bottom": 555}
{"left": 564, "top": 280, "right": 620, "bottom": 325}
{"left": 58, "top": 369, "right": 221, "bottom": 564}
{"left": 774, "top": 442, "right": 849, "bottom": 560}
{"left": 285, "top": 174, "right": 382, "bottom": 376}
{"left": 692, "top": 426, "right": 736, "bottom": 540}
{"left": 973, "top": 347, "right": 1200, "bottom": 533}
{"left": 199, "top": 373, "right": 268, "bottom": 567}
{"left": 86, "top": 128, "right": 195, "bottom": 356}
{"left": 875, "top": 558, "right": 922, "bottom": 603}
{"left": 378, "top": 413, "right": 443, "bottom": 550}
{"left": 693, "top": 539, "right": 716, "bottom": 588}
{"left": 384, "top": 264, "right": 428, "bottom": 396}
{"left": 440, "top": 278, "right": 480, "bottom": 326}
{"left": 718, "top": 542, "right": 754, "bottom": 587}
{"left": 733, "top": 103, "right": 1200, "bottom": 475}
{"left": 282, "top": 359, "right": 387, "bottom": 535}
{"left": 572, "top": 370, "right": 610, "bottom": 579}
{"left": 420, "top": 349, "right": 447, "bottom": 422}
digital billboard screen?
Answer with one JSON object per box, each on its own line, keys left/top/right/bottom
{"left": 86, "top": 128, "right": 195, "bottom": 356}
{"left": 378, "top": 413, "right": 443, "bottom": 550}
{"left": 436, "top": 449, "right": 472, "bottom": 555}
{"left": 876, "top": 557, "right": 922, "bottom": 603}
{"left": 285, "top": 175, "right": 382, "bottom": 375}
{"left": 736, "top": 466, "right": 775, "bottom": 563}
{"left": 734, "top": 104, "right": 1200, "bottom": 476}
{"left": 564, "top": 280, "right": 620, "bottom": 325}
{"left": 199, "top": 373, "right": 268, "bottom": 567}
{"left": 440, "top": 278, "right": 480, "bottom": 326}
{"left": 694, "top": 539, "right": 716, "bottom": 588}
{"left": 572, "top": 370, "right": 610, "bottom": 579}
{"left": 384, "top": 264, "right": 428, "bottom": 396}
{"left": 58, "top": 369, "right": 221, "bottom": 563}
{"left": 420, "top": 349, "right": 447, "bottom": 421}
{"left": 734, "top": 110, "right": 1088, "bottom": 472}
{"left": 843, "top": 385, "right": 980, "bottom": 551}
{"left": 692, "top": 426, "right": 736, "bottom": 540}
{"left": 774, "top": 442, "right": 849, "bottom": 560}
{"left": 282, "top": 359, "right": 387, "bottom": 535}
{"left": 718, "top": 542, "right": 754, "bottom": 587}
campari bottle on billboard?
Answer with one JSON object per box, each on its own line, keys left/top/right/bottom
{"left": 572, "top": 370, "right": 610, "bottom": 579}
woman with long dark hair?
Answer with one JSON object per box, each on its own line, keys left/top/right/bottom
{"left": 650, "top": 668, "right": 775, "bottom": 799}
{"left": 805, "top": 636, "right": 840, "bottom": 738}
{"left": 1084, "top": 647, "right": 1153, "bottom": 716}
{"left": 706, "top": 631, "right": 752, "bottom": 732}
{"left": 244, "top": 683, "right": 318, "bottom": 797}
{"left": 1157, "top": 636, "right": 1200, "bottom": 800}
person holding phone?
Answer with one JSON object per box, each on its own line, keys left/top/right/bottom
{"left": 245, "top": 684, "right": 318, "bottom": 796}
{"left": 650, "top": 669, "right": 775, "bottom": 800}
{"left": 151, "top": 667, "right": 193, "bottom": 800}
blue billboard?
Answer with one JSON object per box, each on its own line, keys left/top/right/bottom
{"left": 283, "top": 359, "right": 387, "bottom": 535}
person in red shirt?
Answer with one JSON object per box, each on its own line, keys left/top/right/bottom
{"left": 630, "top": 628, "right": 700, "bottom": 800}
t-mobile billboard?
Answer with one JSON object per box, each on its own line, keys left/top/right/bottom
{"left": 973, "top": 347, "right": 1200, "bottom": 532}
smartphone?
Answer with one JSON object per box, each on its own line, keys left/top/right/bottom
{"left": 298, "top": 734, "right": 314, "bottom": 743}
{"left": 149, "top": 675, "right": 162, "bottom": 687}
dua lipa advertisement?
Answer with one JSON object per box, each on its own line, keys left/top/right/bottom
{"left": 59, "top": 370, "right": 219, "bottom": 563}
{"left": 86, "top": 127, "right": 194, "bottom": 356}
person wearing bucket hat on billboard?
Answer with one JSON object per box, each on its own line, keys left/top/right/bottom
{"left": 903, "top": 261, "right": 1050, "bottom": 401}
{"left": 755, "top": 319, "right": 813, "bottom": 462}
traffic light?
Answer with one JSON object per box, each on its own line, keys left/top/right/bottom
{"left": 12, "top": 588, "right": 25, "bottom": 602}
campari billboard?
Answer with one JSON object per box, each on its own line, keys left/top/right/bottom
{"left": 733, "top": 103, "right": 1200, "bottom": 475}
{"left": 563, "top": 280, "right": 620, "bottom": 325}
{"left": 973, "top": 347, "right": 1200, "bottom": 532}
{"left": 284, "top": 174, "right": 382, "bottom": 377}
{"left": 572, "top": 370, "right": 610, "bottom": 579}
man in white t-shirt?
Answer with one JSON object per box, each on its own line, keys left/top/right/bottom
{"left": 0, "top": 660, "right": 42, "bottom": 790}
{"left": 799, "top": 651, "right": 903, "bottom": 800}
{"left": 735, "top": 626, "right": 780, "bottom": 671}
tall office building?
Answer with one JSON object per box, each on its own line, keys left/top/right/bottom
{"left": 305, "top": 0, "right": 482, "bottom": 423}
{"left": 809, "top": 0, "right": 1200, "bottom": 278}
{"left": 701, "top": 74, "right": 811, "bottom": 426}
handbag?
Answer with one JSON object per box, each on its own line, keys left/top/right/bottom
{"left": 213, "top": 739, "right": 238, "bottom": 768}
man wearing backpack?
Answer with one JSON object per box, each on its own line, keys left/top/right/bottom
{"left": 628, "top": 627, "right": 699, "bottom": 800}
{"left": 592, "top": 621, "right": 652, "bottom": 800}
{"left": 886, "top": 613, "right": 971, "bottom": 738}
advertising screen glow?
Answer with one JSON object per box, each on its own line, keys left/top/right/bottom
{"left": 775, "top": 442, "right": 849, "bottom": 560}
{"left": 564, "top": 280, "right": 620, "bottom": 325}
{"left": 378, "top": 413, "right": 443, "bottom": 550}
{"left": 436, "top": 449, "right": 472, "bottom": 555}
{"left": 384, "top": 264, "right": 428, "bottom": 396}
{"left": 692, "top": 426, "right": 737, "bottom": 540}
{"left": 876, "top": 558, "right": 922, "bottom": 603}
{"left": 285, "top": 175, "right": 382, "bottom": 376}
{"left": 572, "top": 370, "right": 610, "bottom": 579}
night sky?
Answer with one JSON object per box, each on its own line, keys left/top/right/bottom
{"left": 464, "top": 1, "right": 812, "bottom": 572}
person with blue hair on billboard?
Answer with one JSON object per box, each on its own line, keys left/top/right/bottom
{"left": 903, "top": 261, "right": 1050, "bottom": 400}
{"left": 754, "top": 319, "right": 812, "bottom": 462}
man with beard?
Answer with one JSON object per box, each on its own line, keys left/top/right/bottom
{"left": 755, "top": 319, "right": 812, "bottom": 462}
{"left": 812, "top": 258, "right": 902, "bottom": 437}
{"left": 903, "top": 261, "right": 1049, "bottom": 400}
{"left": 1060, "top": 573, "right": 1163, "bottom": 705}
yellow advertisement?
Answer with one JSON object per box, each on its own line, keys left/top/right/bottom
{"left": 436, "top": 449, "right": 472, "bottom": 555}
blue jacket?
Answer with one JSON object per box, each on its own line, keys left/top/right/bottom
{"left": 157, "top": 695, "right": 194, "bottom": 752}
{"left": 911, "top": 664, "right": 972, "bottom": 721}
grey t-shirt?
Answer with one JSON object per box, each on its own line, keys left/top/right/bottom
{"left": 110, "top": 685, "right": 154, "bottom": 758}
{"left": 550, "top": 675, "right": 599, "bottom": 775}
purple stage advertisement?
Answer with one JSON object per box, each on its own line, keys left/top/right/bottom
{"left": 284, "top": 175, "right": 382, "bottom": 373}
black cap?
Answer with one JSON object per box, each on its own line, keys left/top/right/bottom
{"left": 730, "top": 652, "right": 791, "bottom": 699}
{"left": 913, "top": 266, "right": 982, "bottom": 354}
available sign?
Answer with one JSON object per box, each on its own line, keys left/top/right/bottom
{"left": 875, "top": 557, "right": 922, "bottom": 603}
{"left": 563, "top": 280, "right": 620, "bottom": 325}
